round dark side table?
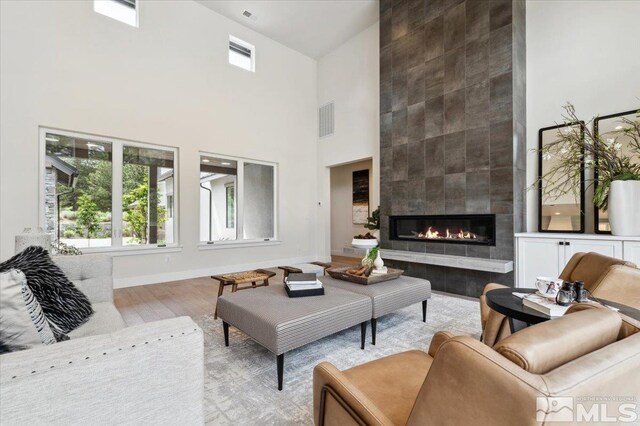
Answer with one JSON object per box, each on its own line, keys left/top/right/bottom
{"left": 485, "top": 287, "right": 640, "bottom": 333}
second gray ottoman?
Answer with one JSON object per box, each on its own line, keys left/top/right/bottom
{"left": 216, "top": 285, "right": 372, "bottom": 390}
{"left": 320, "top": 275, "right": 432, "bottom": 345}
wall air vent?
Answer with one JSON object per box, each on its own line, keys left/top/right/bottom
{"left": 319, "top": 102, "right": 335, "bottom": 138}
{"left": 242, "top": 10, "right": 257, "bottom": 21}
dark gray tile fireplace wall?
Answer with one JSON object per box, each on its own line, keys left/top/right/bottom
{"left": 379, "top": 0, "right": 526, "bottom": 297}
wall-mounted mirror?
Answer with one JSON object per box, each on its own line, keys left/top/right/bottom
{"left": 538, "top": 122, "right": 585, "bottom": 233}
{"left": 594, "top": 109, "right": 640, "bottom": 233}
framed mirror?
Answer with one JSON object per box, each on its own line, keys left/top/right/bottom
{"left": 594, "top": 109, "right": 640, "bottom": 233}
{"left": 538, "top": 122, "right": 585, "bottom": 233}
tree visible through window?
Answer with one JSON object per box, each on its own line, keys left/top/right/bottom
{"left": 42, "top": 130, "right": 177, "bottom": 250}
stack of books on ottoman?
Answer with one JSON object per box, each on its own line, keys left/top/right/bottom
{"left": 285, "top": 273, "right": 324, "bottom": 298}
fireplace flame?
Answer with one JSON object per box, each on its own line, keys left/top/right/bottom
{"left": 416, "top": 227, "right": 477, "bottom": 241}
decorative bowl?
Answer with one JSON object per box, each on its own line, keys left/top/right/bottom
{"left": 535, "top": 277, "right": 563, "bottom": 299}
{"left": 351, "top": 238, "right": 378, "bottom": 249}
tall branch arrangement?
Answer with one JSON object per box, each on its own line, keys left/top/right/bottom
{"left": 537, "top": 104, "right": 640, "bottom": 211}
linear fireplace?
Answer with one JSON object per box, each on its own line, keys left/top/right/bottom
{"left": 389, "top": 214, "right": 496, "bottom": 246}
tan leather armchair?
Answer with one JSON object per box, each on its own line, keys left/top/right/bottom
{"left": 480, "top": 252, "right": 635, "bottom": 346}
{"left": 313, "top": 308, "right": 640, "bottom": 426}
{"left": 590, "top": 265, "right": 640, "bottom": 309}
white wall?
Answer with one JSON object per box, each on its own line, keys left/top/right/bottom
{"left": 526, "top": 0, "right": 640, "bottom": 232}
{"left": 0, "top": 0, "right": 318, "bottom": 286}
{"left": 330, "top": 159, "right": 373, "bottom": 256}
{"left": 316, "top": 22, "right": 380, "bottom": 258}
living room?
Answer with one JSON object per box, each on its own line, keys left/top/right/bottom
{"left": 1, "top": 0, "right": 639, "bottom": 424}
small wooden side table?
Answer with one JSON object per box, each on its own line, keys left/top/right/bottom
{"left": 211, "top": 269, "right": 276, "bottom": 319}
{"left": 278, "top": 261, "right": 332, "bottom": 283}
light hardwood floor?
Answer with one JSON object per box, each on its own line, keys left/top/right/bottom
{"left": 114, "top": 256, "right": 359, "bottom": 326}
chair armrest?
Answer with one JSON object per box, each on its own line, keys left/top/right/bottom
{"left": 0, "top": 317, "right": 204, "bottom": 424}
{"left": 480, "top": 283, "right": 508, "bottom": 324}
{"left": 314, "top": 362, "right": 394, "bottom": 426}
{"left": 480, "top": 283, "right": 511, "bottom": 346}
{"left": 428, "top": 331, "right": 453, "bottom": 358}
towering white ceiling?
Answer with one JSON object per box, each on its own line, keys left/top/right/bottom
{"left": 195, "top": 0, "right": 379, "bottom": 59}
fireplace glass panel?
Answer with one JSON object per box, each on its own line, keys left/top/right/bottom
{"left": 390, "top": 215, "right": 496, "bottom": 246}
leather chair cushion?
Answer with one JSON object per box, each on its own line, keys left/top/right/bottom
{"left": 343, "top": 350, "right": 433, "bottom": 425}
{"left": 494, "top": 308, "right": 621, "bottom": 374}
{"left": 590, "top": 265, "right": 640, "bottom": 310}
{"left": 562, "top": 252, "right": 634, "bottom": 291}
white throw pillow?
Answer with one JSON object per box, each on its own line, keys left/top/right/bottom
{"left": 0, "top": 269, "right": 56, "bottom": 353}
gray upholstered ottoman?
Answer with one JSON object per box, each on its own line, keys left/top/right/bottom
{"left": 216, "top": 285, "right": 372, "bottom": 390}
{"left": 320, "top": 275, "right": 431, "bottom": 345}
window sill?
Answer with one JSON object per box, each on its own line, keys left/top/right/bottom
{"left": 75, "top": 246, "right": 183, "bottom": 257}
{"left": 197, "top": 240, "right": 281, "bottom": 250}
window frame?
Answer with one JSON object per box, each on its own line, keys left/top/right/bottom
{"left": 198, "top": 152, "right": 278, "bottom": 247}
{"left": 94, "top": 0, "right": 139, "bottom": 28}
{"left": 228, "top": 35, "right": 255, "bottom": 72}
{"left": 39, "top": 127, "right": 180, "bottom": 254}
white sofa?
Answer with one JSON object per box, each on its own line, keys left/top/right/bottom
{"left": 0, "top": 254, "right": 204, "bottom": 425}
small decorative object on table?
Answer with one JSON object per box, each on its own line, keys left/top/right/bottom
{"left": 574, "top": 280, "right": 588, "bottom": 302}
{"left": 326, "top": 265, "right": 403, "bottom": 285}
{"left": 361, "top": 246, "right": 387, "bottom": 275}
{"left": 534, "top": 277, "right": 563, "bottom": 299}
{"left": 555, "top": 282, "right": 575, "bottom": 306}
{"left": 284, "top": 273, "right": 324, "bottom": 298}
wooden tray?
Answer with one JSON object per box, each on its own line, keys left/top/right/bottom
{"left": 326, "top": 266, "right": 404, "bottom": 285}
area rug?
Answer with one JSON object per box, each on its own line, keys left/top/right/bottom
{"left": 197, "top": 292, "right": 481, "bottom": 425}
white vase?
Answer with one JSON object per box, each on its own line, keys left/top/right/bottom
{"left": 608, "top": 180, "right": 640, "bottom": 236}
{"left": 373, "top": 250, "right": 384, "bottom": 270}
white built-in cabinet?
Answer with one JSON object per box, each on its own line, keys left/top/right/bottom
{"left": 515, "top": 233, "right": 640, "bottom": 288}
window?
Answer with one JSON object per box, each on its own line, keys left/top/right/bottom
{"left": 229, "top": 36, "right": 255, "bottom": 72}
{"left": 94, "top": 0, "right": 138, "bottom": 27}
{"left": 200, "top": 154, "right": 276, "bottom": 244}
{"left": 41, "top": 129, "right": 178, "bottom": 251}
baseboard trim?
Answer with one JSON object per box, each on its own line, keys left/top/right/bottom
{"left": 113, "top": 255, "right": 325, "bottom": 289}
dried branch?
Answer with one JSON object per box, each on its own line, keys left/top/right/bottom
{"left": 534, "top": 103, "right": 640, "bottom": 211}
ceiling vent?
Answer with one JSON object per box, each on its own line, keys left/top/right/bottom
{"left": 242, "top": 10, "right": 257, "bottom": 21}
{"left": 319, "top": 102, "right": 335, "bottom": 138}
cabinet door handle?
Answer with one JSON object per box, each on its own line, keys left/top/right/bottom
{"left": 559, "top": 241, "right": 565, "bottom": 246}
{"left": 565, "top": 242, "right": 571, "bottom": 246}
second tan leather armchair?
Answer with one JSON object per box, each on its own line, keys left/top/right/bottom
{"left": 479, "top": 252, "right": 636, "bottom": 346}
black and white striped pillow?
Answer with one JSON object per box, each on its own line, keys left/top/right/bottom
{"left": 1, "top": 269, "right": 57, "bottom": 353}
{"left": 0, "top": 246, "right": 93, "bottom": 336}
{"left": 20, "top": 274, "right": 57, "bottom": 345}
